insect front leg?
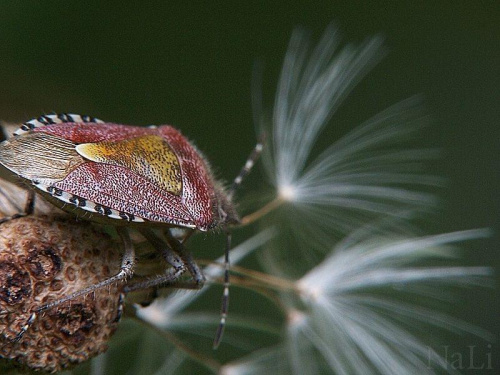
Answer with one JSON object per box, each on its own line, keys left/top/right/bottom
{"left": 127, "top": 229, "right": 231, "bottom": 349}
{"left": 164, "top": 229, "right": 205, "bottom": 287}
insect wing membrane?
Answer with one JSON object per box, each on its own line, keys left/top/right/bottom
{"left": 0, "top": 132, "right": 83, "bottom": 184}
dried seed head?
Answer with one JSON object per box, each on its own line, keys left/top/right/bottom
{"left": 0, "top": 215, "right": 123, "bottom": 373}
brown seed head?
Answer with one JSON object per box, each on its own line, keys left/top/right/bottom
{"left": 0, "top": 215, "right": 123, "bottom": 373}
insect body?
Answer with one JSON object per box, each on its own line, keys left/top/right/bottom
{"left": 1, "top": 114, "right": 239, "bottom": 230}
{"left": 0, "top": 113, "right": 260, "bottom": 347}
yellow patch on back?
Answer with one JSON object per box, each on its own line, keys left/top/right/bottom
{"left": 76, "top": 135, "right": 182, "bottom": 195}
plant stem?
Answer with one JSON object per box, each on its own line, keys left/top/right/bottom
{"left": 239, "top": 197, "right": 284, "bottom": 226}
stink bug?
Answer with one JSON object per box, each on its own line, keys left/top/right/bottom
{"left": 0, "top": 113, "right": 263, "bottom": 347}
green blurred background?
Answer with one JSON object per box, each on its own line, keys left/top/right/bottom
{"left": 0, "top": 1, "right": 498, "bottom": 374}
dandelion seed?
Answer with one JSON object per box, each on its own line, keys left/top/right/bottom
{"left": 292, "top": 228, "right": 493, "bottom": 375}
{"left": 278, "top": 184, "right": 296, "bottom": 202}
{"left": 222, "top": 227, "right": 493, "bottom": 375}
{"left": 221, "top": 346, "right": 289, "bottom": 375}
{"left": 257, "top": 25, "right": 442, "bottom": 267}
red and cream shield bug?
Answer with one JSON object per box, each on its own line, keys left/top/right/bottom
{"left": 0, "top": 113, "right": 263, "bottom": 347}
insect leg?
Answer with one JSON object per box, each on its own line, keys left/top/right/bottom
{"left": 128, "top": 229, "right": 230, "bottom": 348}
{"left": 163, "top": 229, "right": 205, "bottom": 287}
{"left": 113, "top": 292, "right": 126, "bottom": 323}
{"left": 37, "top": 227, "right": 135, "bottom": 311}
{"left": 123, "top": 269, "right": 201, "bottom": 293}
{"left": 14, "top": 227, "right": 135, "bottom": 341}
{"left": 138, "top": 228, "right": 187, "bottom": 278}
{"left": 124, "top": 228, "right": 205, "bottom": 293}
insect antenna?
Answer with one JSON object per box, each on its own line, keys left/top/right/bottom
{"left": 229, "top": 135, "right": 265, "bottom": 196}
{"left": 213, "top": 231, "right": 231, "bottom": 349}
{"left": 214, "top": 140, "right": 264, "bottom": 348}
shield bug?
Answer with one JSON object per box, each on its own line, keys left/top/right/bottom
{"left": 0, "top": 113, "right": 263, "bottom": 347}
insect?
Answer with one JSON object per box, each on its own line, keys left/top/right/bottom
{"left": 0, "top": 113, "right": 263, "bottom": 347}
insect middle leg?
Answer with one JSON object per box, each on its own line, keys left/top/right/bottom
{"left": 130, "top": 228, "right": 205, "bottom": 291}
{"left": 125, "top": 228, "right": 230, "bottom": 348}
